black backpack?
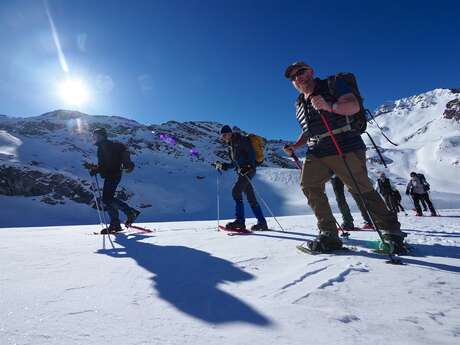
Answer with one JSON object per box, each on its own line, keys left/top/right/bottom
{"left": 417, "top": 174, "right": 430, "bottom": 191}
{"left": 327, "top": 72, "right": 367, "bottom": 134}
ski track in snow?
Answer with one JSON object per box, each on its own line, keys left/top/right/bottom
{"left": 291, "top": 263, "right": 370, "bottom": 304}
{"left": 279, "top": 266, "right": 330, "bottom": 291}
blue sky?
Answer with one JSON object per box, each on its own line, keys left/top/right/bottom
{"left": 0, "top": 0, "right": 458, "bottom": 139}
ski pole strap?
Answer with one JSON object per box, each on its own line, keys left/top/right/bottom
{"left": 365, "top": 132, "right": 388, "bottom": 168}
{"left": 366, "top": 109, "right": 398, "bottom": 146}
{"left": 319, "top": 112, "right": 344, "bottom": 156}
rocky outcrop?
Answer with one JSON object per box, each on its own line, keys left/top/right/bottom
{"left": 0, "top": 165, "right": 93, "bottom": 205}
{"left": 443, "top": 98, "right": 460, "bottom": 122}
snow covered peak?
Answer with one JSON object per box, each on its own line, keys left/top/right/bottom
{"left": 366, "top": 88, "right": 460, "bottom": 193}
{"left": 39, "top": 109, "right": 89, "bottom": 120}
{"left": 374, "top": 88, "right": 458, "bottom": 117}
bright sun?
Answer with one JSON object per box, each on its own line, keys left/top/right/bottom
{"left": 59, "top": 79, "right": 89, "bottom": 105}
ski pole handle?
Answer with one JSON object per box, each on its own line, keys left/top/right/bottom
{"left": 284, "top": 145, "right": 302, "bottom": 170}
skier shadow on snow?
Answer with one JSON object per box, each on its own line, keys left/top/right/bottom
{"left": 97, "top": 233, "right": 273, "bottom": 326}
{"left": 343, "top": 237, "right": 460, "bottom": 273}
{"left": 403, "top": 228, "right": 460, "bottom": 238}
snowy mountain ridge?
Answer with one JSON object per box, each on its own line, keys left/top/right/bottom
{"left": 1, "top": 88, "right": 460, "bottom": 227}
{"left": 365, "top": 88, "right": 460, "bottom": 194}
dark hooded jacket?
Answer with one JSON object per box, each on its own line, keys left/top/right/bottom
{"left": 96, "top": 139, "right": 133, "bottom": 178}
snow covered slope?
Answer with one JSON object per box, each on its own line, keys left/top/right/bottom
{"left": 365, "top": 88, "right": 460, "bottom": 203}
{"left": 1, "top": 211, "right": 459, "bottom": 345}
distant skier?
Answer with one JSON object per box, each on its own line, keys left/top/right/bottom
{"left": 213, "top": 125, "right": 268, "bottom": 231}
{"left": 406, "top": 172, "right": 437, "bottom": 216}
{"left": 85, "top": 128, "right": 140, "bottom": 233}
{"left": 330, "top": 172, "right": 374, "bottom": 230}
{"left": 375, "top": 172, "right": 398, "bottom": 213}
{"left": 391, "top": 189, "right": 406, "bottom": 214}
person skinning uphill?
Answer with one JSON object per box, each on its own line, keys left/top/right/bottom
{"left": 213, "top": 125, "right": 268, "bottom": 231}
{"left": 330, "top": 172, "right": 374, "bottom": 231}
{"left": 406, "top": 172, "right": 437, "bottom": 216}
{"left": 375, "top": 172, "right": 398, "bottom": 213}
{"left": 282, "top": 61, "right": 407, "bottom": 255}
{"left": 84, "top": 128, "right": 140, "bottom": 234}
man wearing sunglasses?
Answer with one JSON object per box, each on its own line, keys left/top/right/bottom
{"left": 283, "top": 61, "right": 406, "bottom": 254}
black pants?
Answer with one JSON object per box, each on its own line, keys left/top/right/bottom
{"left": 382, "top": 194, "right": 397, "bottom": 213}
{"left": 331, "top": 176, "right": 354, "bottom": 227}
{"left": 102, "top": 175, "right": 133, "bottom": 224}
{"left": 232, "top": 170, "right": 258, "bottom": 206}
{"left": 330, "top": 176, "right": 372, "bottom": 226}
{"left": 412, "top": 193, "right": 436, "bottom": 215}
{"left": 394, "top": 200, "right": 405, "bottom": 212}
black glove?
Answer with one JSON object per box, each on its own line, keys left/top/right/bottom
{"left": 124, "top": 162, "right": 135, "bottom": 173}
{"left": 89, "top": 167, "right": 99, "bottom": 176}
{"left": 83, "top": 162, "right": 99, "bottom": 176}
{"left": 238, "top": 165, "right": 254, "bottom": 176}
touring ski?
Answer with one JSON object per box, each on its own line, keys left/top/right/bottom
{"left": 218, "top": 225, "right": 252, "bottom": 235}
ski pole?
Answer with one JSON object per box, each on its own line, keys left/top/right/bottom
{"left": 94, "top": 175, "right": 115, "bottom": 248}
{"left": 238, "top": 168, "right": 285, "bottom": 232}
{"left": 283, "top": 145, "right": 303, "bottom": 170}
{"left": 90, "top": 177, "right": 105, "bottom": 230}
{"left": 319, "top": 112, "right": 399, "bottom": 263}
{"left": 216, "top": 169, "right": 222, "bottom": 231}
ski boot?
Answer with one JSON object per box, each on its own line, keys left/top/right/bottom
{"left": 251, "top": 222, "right": 268, "bottom": 231}
{"left": 125, "top": 209, "right": 141, "bottom": 226}
{"left": 101, "top": 223, "right": 123, "bottom": 234}
{"left": 225, "top": 220, "right": 246, "bottom": 231}
{"left": 379, "top": 233, "right": 409, "bottom": 255}
{"left": 301, "top": 234, "right": 343, "bottom": 254}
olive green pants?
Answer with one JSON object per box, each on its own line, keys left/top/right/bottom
{"left": 300, "top": 150, "right": 401, "bottom": 237}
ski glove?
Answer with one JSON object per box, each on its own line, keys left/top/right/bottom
{"left": 83, "top": 162, "right": 99, "bottom": 176}
{"left": 238, "top": 165, "right": 254, "bottom": 176}
{"left": 89, "top": 167, "right": 99, "bottom": 176}
{"left": 213, "top": 161, "right": 229, "bottom": 171}
{"left": 124, "top": 162, "right": 135, "bottom": 173}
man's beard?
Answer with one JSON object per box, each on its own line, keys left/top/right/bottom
{"left": 297, "top": 79, "right": 314, "bottom": 94}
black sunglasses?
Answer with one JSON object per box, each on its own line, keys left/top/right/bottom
{"left": 290, "top": 68, "right": 309, "bottom": 81}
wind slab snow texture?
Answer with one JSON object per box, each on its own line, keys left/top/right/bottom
{"left": 1, "top": 211, "right": 459, "bottom": 345}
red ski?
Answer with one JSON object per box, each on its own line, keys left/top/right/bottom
{"left": 218, "top": 225, "right": 252, "bottom": 235}
{"left": 342, "top": 227, "right": 374, "bottom": 232}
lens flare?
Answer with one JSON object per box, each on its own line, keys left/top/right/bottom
{"left": 59, "top": 79, "right": 89, "bottom": 105}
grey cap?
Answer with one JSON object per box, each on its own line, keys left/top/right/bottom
{"left": 284, "top": 61, "right": 312, "bottom": 79}
{"left": 93, "top": 127, "right": 107, "bottom": 138}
